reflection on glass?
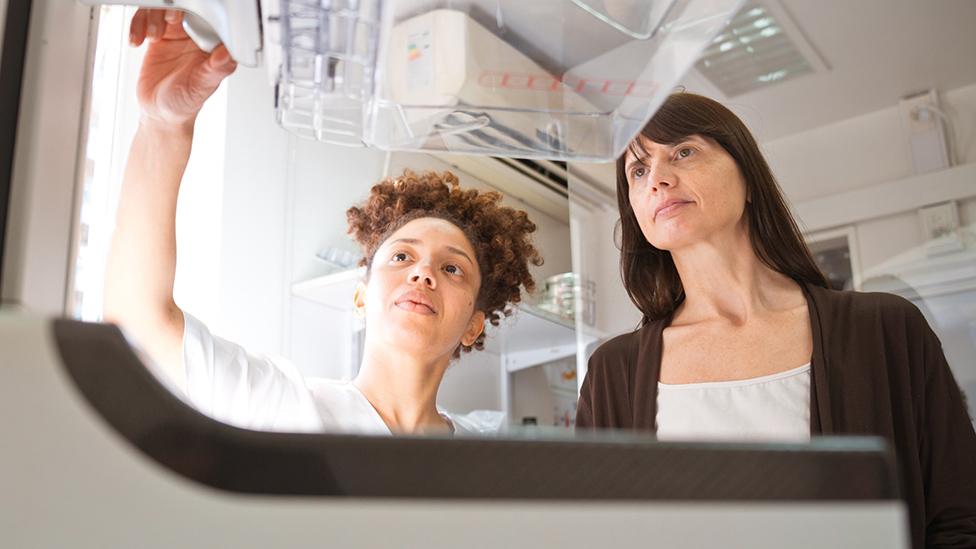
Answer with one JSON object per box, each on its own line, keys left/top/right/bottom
{"left": 55, "top": 4, "right": 975, "bottom": 547}
{"left": 75, "top": 5, "right": 976, "bottom": 443}
{"left": 81, "top": 6, "right": 589, "bottom": 438}
{"left": 861, "top": 215, "right": 976, "bottom": 423}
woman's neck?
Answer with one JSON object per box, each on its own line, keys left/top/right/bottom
{"left": 670, "top": 226, "right": 802, "bottom": 325}
{"left": 352, "top": 344, "right": 451, "bottom": 434}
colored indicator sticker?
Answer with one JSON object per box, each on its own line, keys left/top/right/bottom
{"left": 407, "top": 43, "right": 422, "bottom": 61}
{"left": 407, "top": 30, "right": 433, "bottom": 90}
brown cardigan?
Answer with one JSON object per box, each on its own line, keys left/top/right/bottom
{"left": 577, "top": 283, "right": 976, "bottom": 549}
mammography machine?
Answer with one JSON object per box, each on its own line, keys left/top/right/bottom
{"left": 0, "top": 1, "right": 910, "bottom": 547}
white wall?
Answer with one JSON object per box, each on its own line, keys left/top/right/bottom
{"left": 764, "top": 83, "right": 976, "bottom": 270}
{"left": 213, "top": 64, "right": 390, "bottom": 376}
{"left": 207, "top": 68, "right": 576, "bottom": 414}
{"left": 763, "top": 83, "right": 976, "bottom": 203}
{"left": 762, "top": 83, "right": 976, "bottom": 417}
{"left": 212, "top": 66, "right": 292, "bottom": 355}
{"left": 568, "top": 194, "right": 642, "bottom": 339}
{"left": 761, "top": 83, "right": 976, "bottom": 273}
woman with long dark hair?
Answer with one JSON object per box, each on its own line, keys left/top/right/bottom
{"left": 575, "top": 92, "right": 975, "bottom": 547}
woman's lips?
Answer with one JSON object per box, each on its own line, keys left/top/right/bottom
{"left": 395, "top": 300, "right": 436, "bottom": 315}
{"left": 655, "top": 201, "right": 690, "bottom": 221}
{"left": 394, "top": 290, "right": 437, "bottom": 315}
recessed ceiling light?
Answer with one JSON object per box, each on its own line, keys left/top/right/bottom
{"left": 694, "top": 0, "right": 828, "bottom": 97}
{"left": 758, "top": 69, "right": 788, "bottom": 82}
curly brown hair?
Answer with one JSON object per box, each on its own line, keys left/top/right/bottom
{"left": 346, "top": 170, "right": 543, "bottom": 356}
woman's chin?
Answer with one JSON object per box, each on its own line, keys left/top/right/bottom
{"left": 380, "top": 325, "right": 453, "bottom": 357}
{"left": 650, "top": 236, "right": 691, "bottom": 252}
{"left": 648, "top": 225, "right": 704, "bottom": 251}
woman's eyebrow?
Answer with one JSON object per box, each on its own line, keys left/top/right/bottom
{"left": 675, "top": 135, "right": 705, "bottom": 146}
{"left": 444, "top": 246, "right": 474, "bottom": 264}
{"left": 385, "top": 237, "right": 419, "bottom": 253}
{"left": 388, "top": 238, "right": 473, "bottom": 264}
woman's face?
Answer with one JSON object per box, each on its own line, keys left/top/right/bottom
{"left": 356, "top": 217, "right": 485, "bottom": 361}
{"left": 624, "top": 134, "right": 748, "bottom": 251}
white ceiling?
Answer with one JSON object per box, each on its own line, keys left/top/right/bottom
{"left": 680, "top": 0, "right": 976, "bottom": 142}
{"left": 572, "top": 0, "right": 976, "bottom": 190}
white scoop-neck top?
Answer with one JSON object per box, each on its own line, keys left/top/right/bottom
{"left": 655, "top": 363, "right": 812, "bottom": 442}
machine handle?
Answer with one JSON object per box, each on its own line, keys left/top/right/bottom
{"left": 182, "top": 11, "right": 220, "bottom": 53}
{"left": 76, "top": 0, "right": 262, "bottom": 67}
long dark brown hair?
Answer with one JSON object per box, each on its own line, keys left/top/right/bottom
{"left": 616, "top": 92, "right": 828, "bottom": 324}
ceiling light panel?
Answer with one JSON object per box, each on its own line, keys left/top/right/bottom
{"left": 695, "top": 1, "right": 823, "bottom": 97}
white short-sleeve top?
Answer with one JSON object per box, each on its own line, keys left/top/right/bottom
{"left": 655, "top": 364, "right": 812, "bottom": 443}
{"left": 174, "top": 312, "right": 476, "bottom": 435}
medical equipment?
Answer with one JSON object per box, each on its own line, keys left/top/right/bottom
{"left": 78, "top": 0, "right": 743, "bottom": 161}
{"left": 0, "top": 311, "right": 909, "bottom": 548}
{"left": 0, "top": 4, "right": 913, "bottom": 546}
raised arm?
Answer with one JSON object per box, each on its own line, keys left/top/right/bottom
{"left": 103, "top": 9, "right": 236, "bottom": 391}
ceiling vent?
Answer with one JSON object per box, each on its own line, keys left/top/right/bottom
{"left": 694, "top": 0, "right": 828, "bottom": 97}
{"left": 432, "top": 153, "right": 614, "bottom": 222}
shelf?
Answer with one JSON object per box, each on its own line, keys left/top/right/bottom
{"left": 484, "top": 303, "right": 582, "bottom": 372}
{"left": 292, "top": 268, "right": 596, "bottom": 371}
{"left": 291, "top": 267, "right": 366, "bottom": 311}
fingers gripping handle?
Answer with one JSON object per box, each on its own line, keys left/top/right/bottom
{"left": 76, "top": 0, "right": 262, "bottom": 67}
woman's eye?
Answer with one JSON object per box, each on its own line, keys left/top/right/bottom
{"left": 676, "top": 147, "right": 694, "bottom": 159}
{"left": 444, "top": 264, "right": 463, "bottom": 276}
{"left": 391, "top": 252, "right": 409, "bottom": 262}
{"left": 632, "top": 166, "right": 646, "bottom": 179}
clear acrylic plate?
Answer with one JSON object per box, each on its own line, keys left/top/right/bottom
{"left": 269, "top": 0, "right": 744, "bottom": 161}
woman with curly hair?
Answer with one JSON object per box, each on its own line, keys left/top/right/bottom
{"left": 104, "top": 9, "right": 541, "bottom": 435}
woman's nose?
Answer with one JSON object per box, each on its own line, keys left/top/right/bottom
{"left": 649, "top": 165, "right": 675, "bottom": 192}
{"left": 408, "top": 264, "right": 436, "bottom": 288}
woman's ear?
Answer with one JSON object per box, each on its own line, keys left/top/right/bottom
{"left": 352, "top": 281, "right": 367, "bottom": 318}
{"left": 461, "top": 310, "right": 486, "bottom": 347}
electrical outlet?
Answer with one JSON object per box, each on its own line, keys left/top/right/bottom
{"left": 900, "top": 90, "right": 940, "bottom": 133}
{"left": 919, "top": 201, "right": 959, "bottom": 239}
{"left": 918, "top": 201, "right": 963, "bottom": 256}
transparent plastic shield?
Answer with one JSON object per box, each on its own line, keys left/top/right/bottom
{"left": 272, "top": 0, "right": 384, "bottom": 145}
{"left": 271, "top": 0, "right": 744, "bottom": 160}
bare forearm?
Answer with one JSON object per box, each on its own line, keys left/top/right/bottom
{"left": 108, "top": 7, "right": 237, "bottom": 388}
{"left": 104, "top": 118, "right": 194, "bottom": 369}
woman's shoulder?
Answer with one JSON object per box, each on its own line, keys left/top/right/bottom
{"left": 305, "top": 377, "right": 363, "bottom": 399}
{"left": 806, "top": 284, "right": 927, "bottom": 325}
{"left": 588, "top": 319, "right": 666, "bottom": 370}
{"left": 805, "top": 284, "right": 940, "bottom": 361}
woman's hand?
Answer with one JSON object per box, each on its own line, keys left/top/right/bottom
{"left": 104, "top": 9, "right": 237, "bottom": 390}
{"left": 129, "top": 9, "right": 237, "bottom": 127}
